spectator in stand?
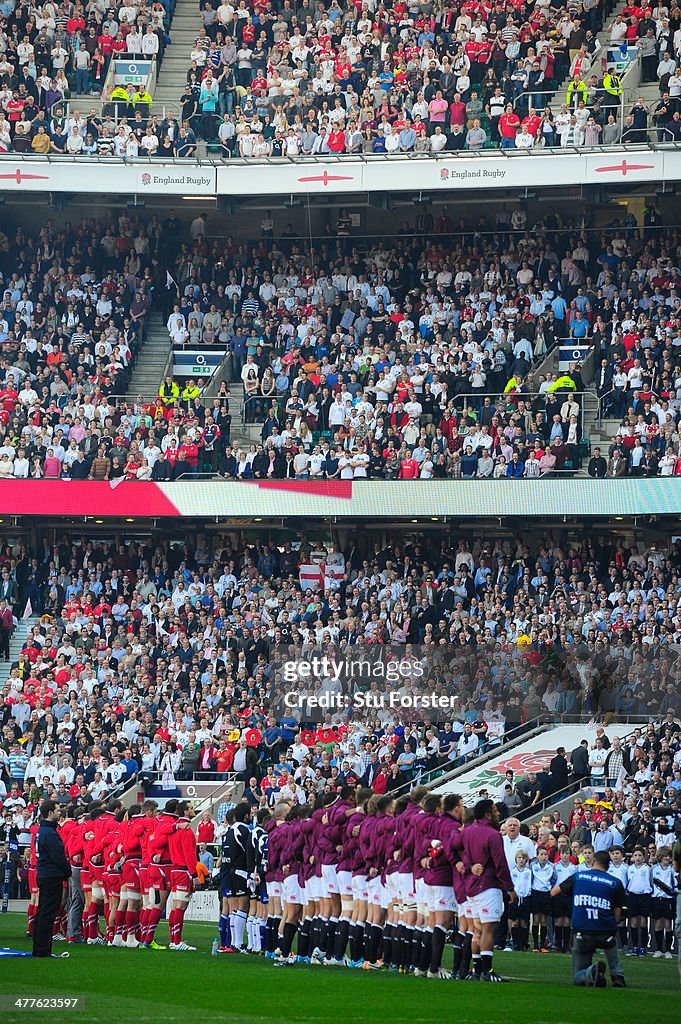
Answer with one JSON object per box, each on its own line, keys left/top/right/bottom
{"left": 2, "top": 196, "right": 680, "bottom": 483}
{"left": 0, "top": 1, "right": 627, "bottom": 158}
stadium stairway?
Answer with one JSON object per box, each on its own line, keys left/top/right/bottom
{"left": 125, "top": 310, "right": 173, "bottom": 400}
{"left": 230, "top": 386, "right": 266, "bottom": 452}
{"left": 1, "top": 619, "right": 28, "bottom": 668}
{"left": 204, "top": 368, "right": 263, "bottom": 451}
{"left": 153, "top": 0, "right": 199, "bottom": 126}
{"left": 542, "top": 1, "right": 628, "bottom": 116}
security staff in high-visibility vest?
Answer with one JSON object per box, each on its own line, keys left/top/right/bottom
{"left": 551, "top": 850, "right": 626, "bottom": 988}
{"left": 159, "top": 376, "right": 179, "bottom": 405}
{"left": 603, "top": 67, "right": 622, "bottom": 109}
{"left": 182, "top": 380, "right": 200, "bottom": 403}
{"left": 566, "top": 76, "right": 587, "bottom": 109}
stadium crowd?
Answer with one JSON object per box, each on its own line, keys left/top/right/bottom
{"left": 0, "top": 0, "right": 173, "bottom": 156}
{"left": 1, "top": 200, "right": 681, "bottom": 480}
{"left": 4, "top": 1, "right": 681, "bottom": 154}
{"left": 0, "top": 526, "right": 680, "bottom": 796}
{"left": 1, "top": 515, "right": 680, "bottom": 970}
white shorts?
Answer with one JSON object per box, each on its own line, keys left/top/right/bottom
{"left": 282, "top": 875, "right": 302, "bottom": 905}
{"left": 321, "top": 863, "right": 339, "bottom": 896}
{"left": 336, "top": 870, "right": 354, "bottom": 899}
{"left": 368, "top": 876, "right": 383, "bottom": 905}
{"left": 369, "top": 880, "right": 390, "bottom": 910}
{"left": 352, "top": 875, "right": 369, "bottom": 902}
{"left": 415, "top": 877, "right": 429, "bottom": 916}
{"left": 398, "top": 872, "right": 416, "bottom": 903}
{"left": 461, "top": 900, "right": 475, "bottom": 920}
{"left": 307, "top": 874, "right": 323, "bottom": 902}
{"left": 428, "top": 885, "right": 456, "bottom": 913}
{"left": 266, "top": 881, "right": 282, "bottom": 901}
{"left": 470, "top": 888, "right": 504, "bottom": 923}
{"left": 385, "top": 873, "right": 400, "bottom": 904}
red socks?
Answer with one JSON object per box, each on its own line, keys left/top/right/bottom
{"left": 125, "top": 910, "right": 140, "bottom": 940}
{"left": 146, "top": 906, "right": 163, "bottom": 943}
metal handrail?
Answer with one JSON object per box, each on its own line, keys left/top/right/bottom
{"left": 387, "top": 715, "right": 551, "bottom": 799}
{"left": 244, "top": 387, "right": 590, "bottom": 440}
{"left": 0, "top": 141, "right": 678, "bottom": 168}
{"left": 520, "top": 720, "right": 644, "bottom": 824}
{"left": 596, "top": 386, "right": 665, "bottom": 424}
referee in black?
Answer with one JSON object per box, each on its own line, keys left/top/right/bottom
{"left": 32, "top": 801, "right": 71, "bottom": 958}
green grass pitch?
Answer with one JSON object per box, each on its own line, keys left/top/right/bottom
{"left": 0, "top": 914, "right": 678, "bottom": 1024}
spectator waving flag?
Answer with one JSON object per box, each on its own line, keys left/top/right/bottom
{"left": 299, "top": 563, "right": 322, "bottom": 592}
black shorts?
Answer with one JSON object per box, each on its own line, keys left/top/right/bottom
{"left": 627, "top": 893, "right": 651, "bottom": 917}
{"left": 219, "top": 867, "right": 232, "bottom": 899}
{"left": 651, "top": 896, "right": 674, "bottom": 919}
{"left": 551, "top": 894, "right": 572, "bottom": 919}
{"left": 508, "top": 898, "right": 531, "bottom": 922}
{"left": 230, "top": 872, "right": 249, "bottom": 898}
{"left": 531, "top": 891, "right": 552, "bottom": 916}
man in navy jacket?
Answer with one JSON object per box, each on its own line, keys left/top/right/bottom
{"left": 33, "top": 801, "right": 71, "bottom": 958}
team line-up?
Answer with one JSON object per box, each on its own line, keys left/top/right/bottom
{"left": 29, "top": 788, "right": 678, "bottom": 983}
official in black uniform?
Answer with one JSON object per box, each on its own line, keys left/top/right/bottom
{"left": 33, "top": 801, "right": 71, "bottom": 958}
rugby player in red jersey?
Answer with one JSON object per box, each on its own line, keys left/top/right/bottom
{"left": 64, "top": 809, "right": 87, "bottom": 943}
{"left": 117, "top": 805, "right": 146, "bottom": 947}
{"left": 83, "top": 804, "right": 108, "bottom": 944}
{"left": 167, "top": 801, "right": 199, "bottom": 951}
{"left": 102, "top": 810, "right": 124, "bottom": 945}
{"left": 53, "top": 809, "right": 77, "bottom": 941}
{"left": 137, "top": 799, "right": 159, "bottom": 947}
{"left": 26, "top": 818, "right": 41, "bottom": 936}
{"left": 145, "top": 798, "right": 180, "bottom": 949}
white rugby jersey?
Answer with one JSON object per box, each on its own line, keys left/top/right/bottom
{"left": 607, "top": 861, "right": 628, "bottom": 887}
{"left": 554, "top": 860, "right": 577, "bottom": 885}
{"left": 626, "top": 863, "right": 653, "bottom": 894}
{"left": 652, "top": 864, "right": 676, "bottom": 898}
{"left": 510, "top": 864, "right": 532, "bottom": 900}
{"left": 530, "top": 860, "right": 556, "bottom": 892}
